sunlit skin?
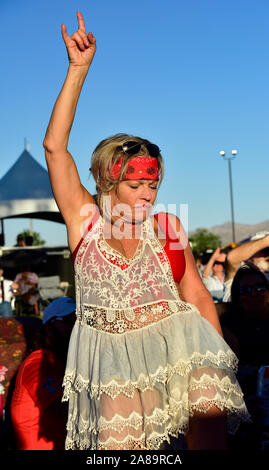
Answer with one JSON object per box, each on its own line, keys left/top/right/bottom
{"left": 109, "top": 179, "right": 158, "bottom": 222}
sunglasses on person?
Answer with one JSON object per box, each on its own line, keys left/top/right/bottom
{"left": 239, "top": 284, "right": 268, "bottom": 296}
{"left": 120, "top": 141, "right": 160, "bottom": 158}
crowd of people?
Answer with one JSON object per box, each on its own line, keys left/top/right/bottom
{"left": 199, "top": 231, "right": 269, "bottom": 303}
{"left": 196, "top": 232, "right": 269, "bottom": 449}
{"left": 10, "top": 297, "right": 76, "bottom": 450}
{"left": 10, "top": 269, "right": 39, "bottom": 316}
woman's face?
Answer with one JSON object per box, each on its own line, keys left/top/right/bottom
{"left": 212, "top": 262, "right": 225, "bottom": 276}
{"left": 108, "top": 179, "right": 158, "bottom": 224}
{"left": 238, "top": 272, "right": 269, "bottom": 320}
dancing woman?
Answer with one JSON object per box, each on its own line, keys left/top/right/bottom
{"left": 43, "top": 12, "right": 250, "bottom": 450}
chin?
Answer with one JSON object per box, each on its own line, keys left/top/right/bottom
{"left": 130, "top": 212, "right": 145, "bottom": 224}
{"left": 133, "top": 210, "right": 151, "bottom": 223}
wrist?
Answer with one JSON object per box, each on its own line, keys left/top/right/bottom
{"left": 65, "top": 65, "right": 90, "bottom": 91}
{"left": 68, "top": 63, "right": 90, "bottom": 77}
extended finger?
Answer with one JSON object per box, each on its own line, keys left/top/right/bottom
{"left": 77, "top": 11, "right": 86, "bottom": 33}
{"left": 61, "top": 24, "right": 71, "bottom": 45}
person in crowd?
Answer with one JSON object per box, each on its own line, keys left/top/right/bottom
{"left": 14, "top": 234, "right": 25, "bottom": 247}
{"left": 43, "top": 11, "right": 249, "bottom": 450}
{"left": 10, "top": 297, "right": 76, "bottom": 450}
{"left": 248, "top": 232, "right": 269, "bottom": 280}
{"left": 0, "top": 268, "right": 8, "bottom": 307}
{"left": 221, "top": 261, "right": 269, "bottom": 390}
{"left": 25, "top": 235, "right": 34, "bottom": 246}
{"left": 220, "top": 262, "right": 269, "bottom": 448}
{"left": 224, "top": 262, "right": 269, "bottom": 365}
{"left": 223, "top": 232, "right": 269, "bottom": 302}
{"left": 202, "top": 247, "right": 226, "bottom": 302}
{"left": 10, "top": 267, "right": 39, "bottom": 315}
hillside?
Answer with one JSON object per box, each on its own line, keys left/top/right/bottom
{"left": 190, "top": 220, "right": 269, "bottom": 246}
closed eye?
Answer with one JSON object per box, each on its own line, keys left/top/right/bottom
{"left": 128, "top": 183, "right": 158, "bottom": 190}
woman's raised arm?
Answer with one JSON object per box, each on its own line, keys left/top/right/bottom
{"left": 43, "top": 12, "right": 97, "bottom": 235}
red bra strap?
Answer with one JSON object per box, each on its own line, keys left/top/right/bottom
{"left": 154, "top": 212, "right": 178, "bottom": 241}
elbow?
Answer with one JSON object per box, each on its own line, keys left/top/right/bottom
{"left": 43, "top": 138, "right": 64, "bottom": 161}
{"left": 43, "top": 140, "right": 50, "bottom": 164}
{"left": 43, "top": 137, "right": 57, "bottom": 156}
{"left": 43, "top": 137, "right": 52, "bottom": 157}
{"left": 43, "top": 137, "right": 48, "bottom": 150}
{"left": 226, "top": 252, "right": 239, "bottom": 270}
{"left": 43, "top": 131, "right": 67, "bottom": 155}
{"left": 43, "top": 138, "right": 61, "bottom": 165}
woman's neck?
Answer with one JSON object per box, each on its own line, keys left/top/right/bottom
{"left": 102, "top": 213, "right": 144, "bottom": 240}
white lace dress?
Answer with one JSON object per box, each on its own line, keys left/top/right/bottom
{"left": 62, "top": 214, "right": 250, "bottom": 450}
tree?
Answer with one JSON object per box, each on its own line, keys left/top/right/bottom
{"left": 189, "top": 228, "right": 222, "bottom": 254}
{"left": 18, "top": 229, "right": 46, "bottom": 246}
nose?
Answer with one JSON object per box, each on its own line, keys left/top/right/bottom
{"left": 140, "top": 183, "right": 152, "bottom": 201}
{"left": 141, "top": 185, "right": 152, "bottom": 201}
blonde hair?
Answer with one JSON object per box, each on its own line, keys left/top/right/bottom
{"left": 90, "top": 133, "right": 164, "bottom": 210}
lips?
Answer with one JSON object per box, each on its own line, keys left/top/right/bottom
{"left": 135, "top": 204, "right": 152, "bottom": 209}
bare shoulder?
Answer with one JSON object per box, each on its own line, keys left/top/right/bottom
{"left": 153, "top": 212, "right": 188, "bottom": 250}
{"left": 154, "top": 211, "right": 181, "bottom": 231}
{"left": 166, "top": 212, "right": 181, "bottom": 231}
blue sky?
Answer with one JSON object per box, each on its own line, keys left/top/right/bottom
{"left": 0, "top": 0, "right": 268, "bottom": 246}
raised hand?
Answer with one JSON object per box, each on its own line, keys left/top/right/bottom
{"left": 61, "top": 11, "right": 96, "bottom": 68}
{"left": 212, "top": 247, "right": 226, "bottom": 263}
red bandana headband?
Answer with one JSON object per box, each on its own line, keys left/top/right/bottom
{"left": 110, "top": 156, "right": 159, "bottom": 181}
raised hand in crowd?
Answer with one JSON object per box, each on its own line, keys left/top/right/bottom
{"left": 61, "top": 11, "right": 96, "bottom": 69}
{"left": 202, "top": 247, "right": 226, "bottom": 279}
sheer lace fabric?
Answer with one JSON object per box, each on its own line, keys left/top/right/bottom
{"left": 63, "top": 214, "right": 250, "bottom": 450}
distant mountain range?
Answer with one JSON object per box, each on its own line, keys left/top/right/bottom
{"left": 190, "top": 220, "right": 269, "bottom": 246}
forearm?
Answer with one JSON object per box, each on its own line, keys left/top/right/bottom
{"left": 227, "top": 236, "right": 269, "bottom": 267}
{"left": 202, "top": 258, "right": 214, "bottom": 278}
{"left": 194, "top": 291, "right": 223, "bottom": 337}
{"left": 43, "top": 65, "right": 89, "bottom": 152}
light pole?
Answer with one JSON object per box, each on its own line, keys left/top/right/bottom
{"left": 219, "top": 150, "right": 238, "bottom": 243}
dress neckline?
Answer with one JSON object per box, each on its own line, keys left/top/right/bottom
{"left": 99, "top": 215, "right": 147, "bottom": 263}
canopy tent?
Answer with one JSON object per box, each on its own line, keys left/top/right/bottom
{"left": 0, "top": 148, "right": 64, "bottom": 244}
